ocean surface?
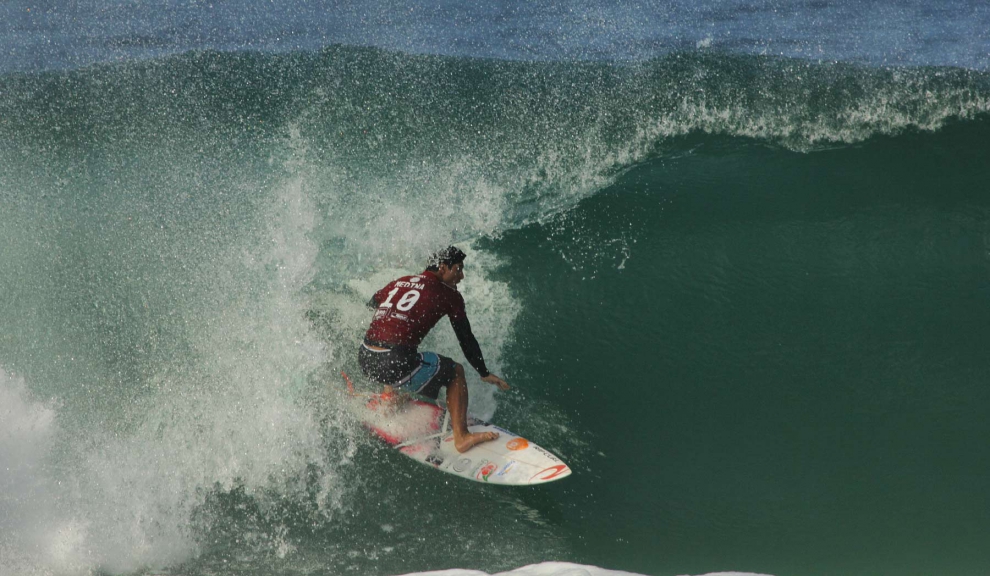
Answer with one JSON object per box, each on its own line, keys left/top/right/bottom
{"left": 2, "top": 2, "right": 990, "bottom": 576}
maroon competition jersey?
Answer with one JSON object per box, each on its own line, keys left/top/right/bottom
{"left": 365, "top": 271, "right": 467, "bottom": 349}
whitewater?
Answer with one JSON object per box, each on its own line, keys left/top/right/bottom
{"left": 3, "top": 2, "right": 990, "bottom": 576}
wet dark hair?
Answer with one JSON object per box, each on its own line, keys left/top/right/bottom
{"left": 426, "top": 246, "right": 466, "bottom": 271}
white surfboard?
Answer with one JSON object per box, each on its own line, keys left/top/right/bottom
{"left": 343, "top": 374, "right": 571, "bottom": 485}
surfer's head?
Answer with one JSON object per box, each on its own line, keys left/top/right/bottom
{"left": 427, "top": 246, "right": 466, "bottom": 287}
{"left": 426, "top": 246, "right": 466, "bottom": 271}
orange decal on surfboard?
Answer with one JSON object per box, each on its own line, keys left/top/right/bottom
{"left": 506, "top": 438, "right": 529, "bottom": 451}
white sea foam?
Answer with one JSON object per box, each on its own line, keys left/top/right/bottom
{"left": 0, "top": 372, "right": 103, "bottom": 576}
{"left": 0, "top": 155, "right": 357, "bottom": 574}
{"left": 398, "top": 562, "right": 774, "bottom": 576}
{"left": 0, "top": 371, "right": 55, "bottom": 490}
{"left": 0, "top": 369, "right": 59, "bottom": 576}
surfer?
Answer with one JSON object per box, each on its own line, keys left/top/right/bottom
{"left": 358, "top": 246, "right": 510, "bottom": 453}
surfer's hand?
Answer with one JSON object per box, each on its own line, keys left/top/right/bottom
{"left": 482, "top": 374, "right": 510, "bottom": 391}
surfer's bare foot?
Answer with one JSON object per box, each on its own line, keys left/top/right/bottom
{"left": 454, "top": 431, "right": 499, "bottom": 453}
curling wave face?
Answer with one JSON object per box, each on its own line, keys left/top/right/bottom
{"left": 1, "top": 46, "right": 989, "bottom": 575}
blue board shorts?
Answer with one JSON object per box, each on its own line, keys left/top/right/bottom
{"left": 357, "top": 340, "right": 456, "bottom": 400}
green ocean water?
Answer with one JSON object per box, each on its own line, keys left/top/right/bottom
{"left": 1, "top": 48, "right": 990, "bottom": 576}
{"left": 484, "top": 120, "right": 990, "bottom": 575}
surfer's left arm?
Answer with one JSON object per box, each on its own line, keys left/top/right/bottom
{"left": 450, "top": 314, "right": 510, "bottom": 391}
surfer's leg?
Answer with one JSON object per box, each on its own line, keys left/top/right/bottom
{"left": 446, "top": 363, "right": 499, "bottom": 453}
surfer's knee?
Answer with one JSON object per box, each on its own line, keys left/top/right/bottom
{"left": 441, "top": 363, "right": 466, "bottom": 392}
